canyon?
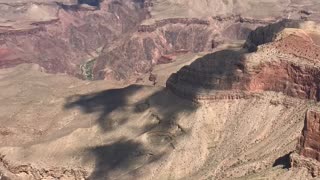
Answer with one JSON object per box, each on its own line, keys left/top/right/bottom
{"left": 1, "top": 0, "right": 320, "bottom": 180}
{"left": 1, "top": 0, "right": 320, "bottom": 82}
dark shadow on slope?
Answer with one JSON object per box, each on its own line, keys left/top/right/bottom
{"left": 57, "top": 0, "right": 101, "bottom": 10}
{"left": 132, "top": 0, "right": 146, "bottom": 8}
{"left": 64, "top": 84, "right": 197, "bottom": 179}
{"left": 85, "top": 138, "right": 164, "bottom": 180}
{"left": 273, "top": 152, "right": 292, "bottom": 169}
{"left": 64, "top": 85, "right": 143, "bottom": 132}
{"left": 244, "top": 19, "right": 301, "bottom": 52}
{"left": 78, "top": 0, "right": 101, "bottom": 7}
{"left": 189, "top": 49, "right": 247, "bottom": 90}
{"left": 64, "top": 48, "right": 250, "bottom": 179}
{"left": 166, "top": 49, "right": 249, "bottom": 101}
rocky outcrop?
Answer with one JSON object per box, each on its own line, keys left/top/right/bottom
{"left": 244, "top": 19, "right": 301, "bottom": 51}
{"left": 290, "top": 152, "right": 320, "bottom": 177}
{"left": 0, "top": 154, "right": 88, "bottom": 179}
{"left": 166, "top": 22, "right": 320, "bottom": 102}
{"left": 166, "top": 49, "right": 250, "bottom": 102}
{"left": 297, "top": 110, "right": 320, "bottom": 162}
{"left": 290, "top": 110, "right": 320, "bottom": 177}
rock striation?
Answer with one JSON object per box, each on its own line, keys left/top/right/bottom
{"left": 167, "top": 20, "right": 320, "bottom": 102}
{"left": 298, "top": 110, "right": 320, "bottom": 161}
{"left": 290, "top": 110, "right": 320, "bottom": 177}
{"left": 164, "top": 20, "right": 320, "bottom": 177}
{"left": 2, "top": 0, "right": 320, "bottom": 81}
{"left": 0, "top": 0, "right": 148, "bottom": 79}
{"left": 0, "top": 0, "right": 262, "bottom": 82}
{"left": 137, "top": 18, "right": 210, "bottom": 33}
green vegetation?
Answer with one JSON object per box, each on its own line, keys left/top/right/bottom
{"left": 80, "top": 58, "right": 96, "bottom": 80}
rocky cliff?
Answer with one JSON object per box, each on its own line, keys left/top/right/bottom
{"left": 167, "top": 21, "right": 320, "bottom": 102}
{"left": 291, "top": 110, "right": 320, "bottom": 177}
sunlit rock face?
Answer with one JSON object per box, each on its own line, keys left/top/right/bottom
{"left": 290, "top": 110, "right": 320, "bottom": 177}
{"left": 298, "top": 110, "right": 320, "bottom": 161}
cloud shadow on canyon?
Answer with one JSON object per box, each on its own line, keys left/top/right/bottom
{"left": 64, "top": 47, "right": 251, "bottom": 179}
{"left": 64, "top": 85, "right": 144, "bottom": 132}
{"left": 64, "top": 84, "right": 197, "bottom": 179}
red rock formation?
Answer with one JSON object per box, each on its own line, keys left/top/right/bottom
{"left": 0, "top": 1, "right": 282, "bottom": 82}
{"left": 297, "top": 110, "right": 320, "bottom": 161}
{"left": 158, "top": 55, "right": 174, "bottom": 64}
{"left": 0, "top": 0, "right": 148, "bottom": 78}
{"left": 244, "top": 19, "right": 301, "bottom": 51}
{"left": 290, "top": 110, "right": 320, "bottom": 177}
{"left": 0, "top": 49, "right": 27, "bottom": 68}
{"left": 93, "top": 22, "right": 217, "bottom": 80}
{"left": 166, "top": 24, "right": 320, "bottom": 102}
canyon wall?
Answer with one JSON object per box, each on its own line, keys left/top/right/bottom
{"left": 290, "top": 110, "right": 320, "bottom": 177}
{"left": 298, "top": 110, "right": 320, "bottom": 161}
{"left": 0, "top": 0, "right": 148, "bottom": 78}
{"left": 92, "top": 22, "right": 215, "bottom": 80}
{"left": 1, "top": 1, "right": 319, "bottom": 82}
{"left": 167, "top": 22, "right": 320, "bottom": 102}
{"left": 0, "top": 0, "right": 295, "bottom": 82}
{"left": 244, "top": 19, "right": 301, "bottom": 51}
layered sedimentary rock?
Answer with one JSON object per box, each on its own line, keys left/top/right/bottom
{"left": 164, "top": 20, "right": 320, "bottom": 178}
{"left": 290, "top": 110, "right": 320, "bottom": 177}
{"left": 93, "top": 20, "right": 215, "bottom": 80}
{"left": 298, "top": 110, "right": 320, "bottom": 161}
{"left": 0, "top": 0, "right": 148, "bottom": 78}
{"left": 2, "top": 0, "right": 320, "bottom": 81}
{"left": 167, "top": 20, "right": 320, "bottom": 102}
{"left": 94, "top": 14, "right": 296, "bottom": 81}
{"left": 0, "top": 0, "right": 262, "bottom": 81}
